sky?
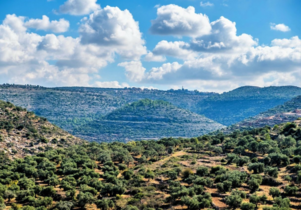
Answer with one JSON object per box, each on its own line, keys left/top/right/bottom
{"left": 0, "top": 0, "right": 300, "bottom": 92}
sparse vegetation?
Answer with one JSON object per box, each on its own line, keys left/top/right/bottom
{"left": 0, "top": 100, "right": 84, "bottom": 159}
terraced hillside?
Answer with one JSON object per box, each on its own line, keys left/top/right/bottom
{"left": 0, "top": 100, "right": 84, "bottom": 159}
{"left": 197, "top": 86, "right": 301, "bottom": 126}
{"left": 73, "top": 99, "right": 224, "bottom": 142}
{"left": 223, "top": 95, "right": 301, "bottom": 133}
{"left": 1, "top": 119, "right": 301, "bottom": 209}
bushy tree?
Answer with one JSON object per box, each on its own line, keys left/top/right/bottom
{"left": 225, "top": 190, "right": 246, "bottom": 209}
{"left": 264, "top": 167, "right": 278, "bottom": 178}
{"left": 237, "top": 156, "right": 250, "bottom": 166}
{"left": 269, "top": 187, "right": 281, "bottom": 198}
{"left": 248, "top": 178, "right": 261, "bottom": 192}
{"left": 3, "top": 190, "right": 16, "bottom": 202}
{"left": 96, "top": 199, "right": 115, "bottom": 210}
{"left": 217, "top": 180, "right": 232, "bottom": 193}
{"left": 241, "top": 202, "right": 256, "bottom": 210}
{"left": 248, "top": 141, "right": 258, "bottom": 153}
{"left": 273, "top": 197, "right": 290, "bottom": 208}
{"left": 77, "top": 192, "right": 95, "bottom": 208}
{"left": 284, "top": 185, "right": 298, "bottom": 195}
{"left": 55, "top": 201, "right": 74, "bottom": 210}
{"left": 248, "top": 163, "right": 264, "bottom": 174}
{"left": 144, "top": 170, "right": 155, "bottom": 181}
{"left": 258, "top": 142, "right": 271, "bottom": 155}
{"left": 249, "top": 194, "right": 267, "bottom": 208}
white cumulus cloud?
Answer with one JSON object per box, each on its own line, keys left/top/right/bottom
{"left": 144, "top": 52, "right": 166, "bottom": 62}
{"left": 271, "top": 36, "right": 301, "bottom": 48}
{"left": 189, "top": 16, "right": 257, "bottom": 53}
{"left": 270, "top": 23, "right": 291, "bottom": 32}
{"left": 151, "top": 40, "right": 197, "bottom": 60}
{"left": 24, "top": 15, "right": 69, "bottom": 33}
{"left": 0, "top": 6, "right": 147, "bottom": 87}
{"left": 58, "top": 0, "right": 100, "bottom": 15}
{"left": 119, "top": 4, "right": 301, "bottom": 92}
{"left": 140, "top": 36, "right": 301, "bottom": 92}
{"left": 149, "top": 4, "right": 211, "bottom": 37}
{"left": 118, "top": 61, "right": 146, "bottom": 82}
{"left": 79, "top": 6, "right": 146, "bottom": 60}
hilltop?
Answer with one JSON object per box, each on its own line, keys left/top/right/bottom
{"left": 223, "top": 95, "right": 301, "bottom": 133}
{"left": 73, "top": 99, "right": 224, "bottom": 142}
{"left": 0, "top": 100, "right": 84, "bottom": 159}
{"left": 209, "top": 86, "right": 301, "bottom": 100}
{"left": 1, "top": 117, "right": 301, "bottom": 209}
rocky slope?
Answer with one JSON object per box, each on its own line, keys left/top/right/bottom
{"left": 0, "top": 100, "right": 84, "bottom": 159}
{"left": 73, "top": 99, "right": 225, "bottom": 142}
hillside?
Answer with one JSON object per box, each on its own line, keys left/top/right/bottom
{"left": 223, "top": 95, "right": 301, "bottom": 133}
{"left": 196, "top": 86, "right": 301, "bottom": 125}
{"left": 1, "top": 84, "right": 301, "bottom": 140}
{"left": 0, "top": 85, "right": 215, "bottom": 134}
{"left": 73, "top": 99, "right": 224, "bottom": 142}
{"left": 0, "top": 100, "right": 84, "bottom": 159}
{"left": 1, "top": 118, "right": 301, "bottom": 209}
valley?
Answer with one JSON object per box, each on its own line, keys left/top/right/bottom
{"left": 1, "top": 84, "right": 301, "bottom": 142}
{"left": 0, "top": 0, "right": 299, "bottom": 209}
{"left": 1, "top": 102, "right": 301, "bottom": 209}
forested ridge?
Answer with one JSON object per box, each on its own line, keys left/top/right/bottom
{"left": 1, "top": 110, "right": 301, "bottom": 209}
{"left": 73, "top": 99, "right": 224, "bottom": 142}
{"left": 1, "top": 84, "right": 301, "bottom": 140}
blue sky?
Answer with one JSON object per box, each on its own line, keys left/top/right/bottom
{"left": 0, "top": 0, "right": 300, "bottom": 92}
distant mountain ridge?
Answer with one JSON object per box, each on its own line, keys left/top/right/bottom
{"left": 73, "top": 99, "right": 224, "bottom": 142}
{"left": 0, "top": 84, "right": 215, "bottom": 132}
{"left": 1, "top": 84, "right": 301, "bottom": 140}
{"left": 208, "top": 86, "right": 301, "bottom": 100}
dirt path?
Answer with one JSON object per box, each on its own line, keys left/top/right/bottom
{"left": 147, "top": 151, "right": 188, "bottom": 170}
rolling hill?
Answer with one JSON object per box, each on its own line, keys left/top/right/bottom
{"left": 0, "top": 100, "right": 84, "bottom": 159}
{"left": 222, "top": 95, "right": 301, "bottom": 133}
{"left": 0, "top": 84, "right": 215, "bottom": 134}
{"left": 196, "top": 86, "right": 301, "bottom": 126}
{"left": 1, "top": 84, "right": 301, "bottom": 140}
{"left": 73, "top": 99, "right": 224, "bottom": 142}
